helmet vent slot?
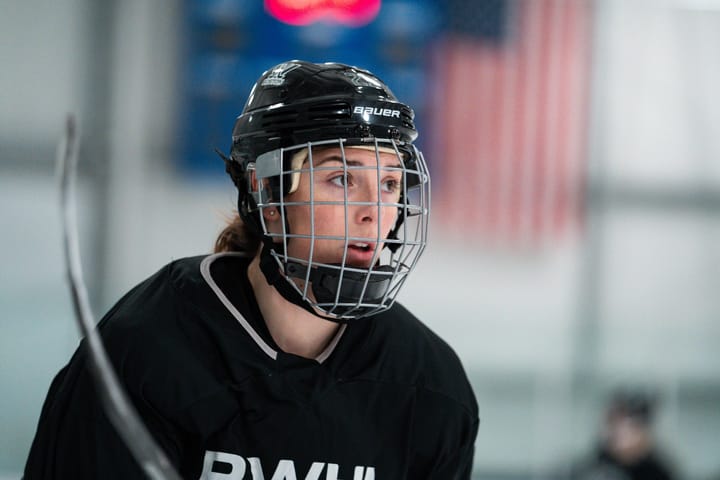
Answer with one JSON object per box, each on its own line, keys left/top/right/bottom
{"left": 307, "top": 101, "right": 351, "bottom": 121}
{"left": 261, "top": 109, "right": 298, "bottom": 126}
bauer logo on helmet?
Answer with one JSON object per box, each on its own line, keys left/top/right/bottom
{"left": 352, "top": 106, "right": 401, "bottom": 118}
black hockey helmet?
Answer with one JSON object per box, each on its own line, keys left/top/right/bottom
{"left": 231, "top": 60, "right": 417, "bottom": 160}
{"left": 228, "top": 60, "right": 420, "bottom": 224}
{"left": 607, "top": 389, "right": 658, "bottom": 425}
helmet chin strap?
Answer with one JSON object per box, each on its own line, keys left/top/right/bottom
{"left": 257, "top": 239, "right": 394, "bottom": 321}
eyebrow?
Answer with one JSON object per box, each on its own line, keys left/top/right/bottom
{"left": 310, "top": 154, "right": 402, "bottom": 169}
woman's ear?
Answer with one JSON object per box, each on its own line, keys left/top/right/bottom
{"left": 262, "top": 207, "right": 280, "bottom": 222}
{"left": 261, "top": 206, "right": 283, "bottom": 236}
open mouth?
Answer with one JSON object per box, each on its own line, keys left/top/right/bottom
{"left": 343, "top": 242, "right": 379, "bottom": 267}
{"left": 348, "top": 242, "right": 372, "bottom": 252}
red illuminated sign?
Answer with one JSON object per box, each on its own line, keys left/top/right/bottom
{"left": 265, "top": 0, "right": 382, "bottom": 26}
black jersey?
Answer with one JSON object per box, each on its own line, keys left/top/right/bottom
{"left": 25, "top": 253, "right": 479, "bottom": 479}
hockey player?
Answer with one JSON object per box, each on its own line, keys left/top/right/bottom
{"left": 25, "top": 60, "right": 479, "bottom": 479}
{"left": 570, "top": 390, "right": 677, "bottom": 480}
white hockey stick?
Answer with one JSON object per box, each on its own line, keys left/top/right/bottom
{"left": 58, "top": 115, "right": 182, "bottom": 480}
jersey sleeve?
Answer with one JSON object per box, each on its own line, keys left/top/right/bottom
{"left": 368, "top": 302, "right": 480, "bottom": 479}
{"left": 23, "top": 259, "right": 236, "bottom": 479}
{"left": 23, "top": 269, "right": 189, "bottom": 479}
{"left": 23, "top": 342, "right": 186, "bottom": 479}
{"left": 407, "top": 387, "right": 479, "bottom": 479}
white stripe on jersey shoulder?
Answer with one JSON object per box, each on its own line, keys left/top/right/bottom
{"left": 199, "top": 252, "right": 347, "bottom": 364}
{"left": 200, "top": 252, "right": 278, "bottom": 360}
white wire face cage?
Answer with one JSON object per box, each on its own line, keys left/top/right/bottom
{"left": 249, "top": 137, "right": 430, "bottom": 320}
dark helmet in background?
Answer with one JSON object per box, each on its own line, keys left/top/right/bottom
{"left": 224, "top": 60, "right": 430, "bottom": 321}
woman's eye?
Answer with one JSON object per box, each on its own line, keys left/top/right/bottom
{"left": 330, "top": 173, "right": 351, "bottom": 187}
{"left": 382, "top": 179, "right": 401, "bottom": 194}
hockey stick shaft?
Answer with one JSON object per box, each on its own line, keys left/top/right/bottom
{"left": 58, "top": 115, "right": 182, "bottom": 480}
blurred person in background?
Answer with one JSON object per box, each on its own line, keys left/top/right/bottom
{"left": 571, "top": 389, "right": 678, "bottom": 480}
{"left": 24, "top": 60, "right": 479, "bottom": 479}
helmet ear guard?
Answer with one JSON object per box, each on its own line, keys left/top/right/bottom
{"left": 253, "top": 147, "right": 307, "bottom": 200}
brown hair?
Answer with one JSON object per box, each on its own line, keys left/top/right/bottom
{"left": 214, "top": 213, "right": 262, "bottom": 254}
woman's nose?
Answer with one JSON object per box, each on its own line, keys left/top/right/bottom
{"left": 354, "top": 175, "right": 380, "bottom": 224}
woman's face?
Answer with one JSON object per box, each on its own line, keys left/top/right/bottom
{"left": 275, "top": 146, "right": 403, "bottom": 268}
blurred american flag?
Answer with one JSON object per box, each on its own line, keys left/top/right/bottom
{"left": 428, "top": 0, "right": 593, "bottom": 247}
